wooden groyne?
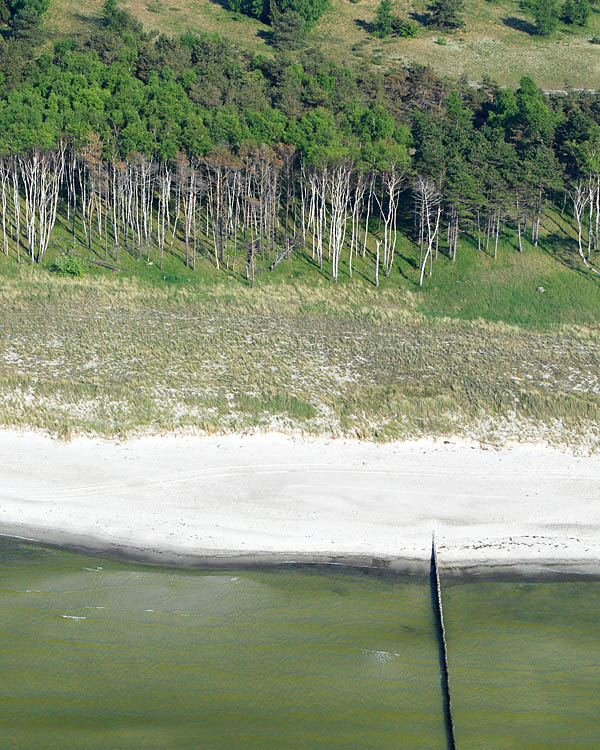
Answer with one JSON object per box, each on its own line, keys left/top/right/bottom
{"left": 430, "top": 534, "right": 457, "bottom": 750}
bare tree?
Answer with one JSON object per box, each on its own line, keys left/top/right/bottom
{"left": 374, "top": 165, "right": 405, "bottom": 276}
{"left": 414, "top": 175, "right": 441, "bottom": 287}
{"left": 570, "top": 180, "right": 600, "bottom": 276}
{"left": 19, "top": 144, "right": 66, "bottom": 262}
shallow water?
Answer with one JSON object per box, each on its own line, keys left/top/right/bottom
{"left": 0, "top": 540, "right": 444, "bottom": 749}
{"left": 445, "top": 580, "right": 600, "bottom": 748}
{"left": 0, "top": 540, "right": 599, "bottom": 748}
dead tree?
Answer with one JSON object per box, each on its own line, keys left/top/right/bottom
{"left": 570, "top": 180, "right": 600, "bottom": 276}
{"left": 414, "top": 175, "right": 441, "bottom": 287}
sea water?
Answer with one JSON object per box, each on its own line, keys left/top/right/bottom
{"left": 445, "top": 580, "right": 600, "bottom": 748}
{"left": 0, "top": 539, "right": 444, "bottom": 749}
{"left": 0, "top": 539, "right": 598, "bottom": 748}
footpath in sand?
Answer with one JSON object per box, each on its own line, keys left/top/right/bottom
{"left": 1, "top": 430, "right": 599, "bottom": 575}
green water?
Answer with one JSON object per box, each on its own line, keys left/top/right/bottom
{"left": 1, "top": 540, "right": 599, "bottom": 749}
{"left": 445, "top": 581, "right": 600, "bottom": 748}
{"left": 0, "top": 540, "right": 444, "bottom": 749}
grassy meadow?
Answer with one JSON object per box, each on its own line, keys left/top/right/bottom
{"left": 44, "top": 0, "right": 600, "bottom": 89}
{"left": 1, "top": 201, "right": 600, "bottom": 448}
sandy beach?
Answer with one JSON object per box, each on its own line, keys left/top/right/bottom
{"left": 1, "top": 430, "right": 599, "bottom": 576}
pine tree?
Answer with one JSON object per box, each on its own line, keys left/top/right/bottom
{"left": 562, "top": 0, "right": 590, "bottom": 25}
{"left": 102, "top": 0, "right": 119, "bottom": 27}
{"left": 271, "top": 8, "right": 306, "bottom": 48}
{"left": 531, "top": 0, "right": 559, "bottom": 34}
{"left": 0, "top": 0, "right": 10, "bottom": 24}
{"left": 427, "top": 0, "right": 464, "bottom": 29}
{"left": 390, "top": 14, "right": 418, "bottom": 36}
{"left": 374, "top": 0, "right": 393, "bottom": 37}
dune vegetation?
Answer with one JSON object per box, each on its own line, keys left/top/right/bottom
{"left": 2, "top": 245, "right": 600, "bottom": 448}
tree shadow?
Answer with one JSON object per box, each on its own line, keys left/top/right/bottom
{"left": 356, "top": 266, "right": 377, "bottom": 286}
{"left": 502, "top": 16, "right": 537, "bottom": 34}
{"left": 346, "top": 257, "right": 377, "bottom": 286}
{"left": 72, "top": 11, "right": 103, "bottom": 26}
{"left": 43, "top": 11, "right": 102, "bottom": 43}
{"left": 409, "top": 11, "right": 431, "bottom": 25}
{"left": 203, "top": 0, "right": 232, "bottom": 9}
{"left": 396, "top": 252, "right": 420, "bottom": 286}
{"left": 355, "top": 18, "right": 375, "bottom": 33}
{"left": 295, "top": 249, "right": 332, "bottom": 282}
{"left": 400, "top": 251, "right": 418, "bottom": 270}
{"left": 540, "top": 232, "right": 600, "bottom": 283}
{"left": 257, "top": 29, "right": 274, "bottom": 42}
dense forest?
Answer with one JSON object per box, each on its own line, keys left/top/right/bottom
{"left": 1, "top": 0, "right": 600, "bottom": 285}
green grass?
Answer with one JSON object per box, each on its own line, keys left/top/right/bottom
{"left": 33, "top": 200, "right": 600, "bottom": 331}
{"left": 44, "top": 0, "right": 600, "bottom": 88}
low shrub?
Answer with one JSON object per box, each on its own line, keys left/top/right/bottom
{"left": 51, "top": 253, "right": 83, "bottom": 278}
{"left": 391, "top": 15, "right": 418, "bottom": 36}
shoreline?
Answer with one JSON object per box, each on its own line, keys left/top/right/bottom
{"left": 3, "top": 530, "right": 600, "bottom": 580}
{"left": 2, "top": 430, "right": 600, "bottom": 578}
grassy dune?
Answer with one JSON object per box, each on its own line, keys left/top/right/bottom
{"left": 44, "top": 0, "right": 600, "bottom": 88}
{"left": 1, "top": 231, "right": 600, "bottom": 448}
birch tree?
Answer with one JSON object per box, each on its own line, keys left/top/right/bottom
{"left": 414, "top": 175, "right": 441, "bottom": 286}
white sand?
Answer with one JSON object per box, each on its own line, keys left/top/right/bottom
{"left": 1, "top": 430, "right": 599, "bottom": 575}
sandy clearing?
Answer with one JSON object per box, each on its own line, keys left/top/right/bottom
{"left": 1, "top": 430, "right": 599, "bottom": 575}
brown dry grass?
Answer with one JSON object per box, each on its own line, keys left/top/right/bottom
{"left": 315, "top": 0, "right": 600, "bottom": 88}
{"left": 44, "top": 0, "right": 600, "bottom": 88}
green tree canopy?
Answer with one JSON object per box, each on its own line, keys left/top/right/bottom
{"left": 374, "top": 0, "right": 393, "bottom": 37}
{"left": 271, "top": 8, "right": 307, "bottom": 49}
{"left": 427, "top": 0, "right": 464, "bottom": 29}
{"left": 0, "top": 0, "right": 10, "bottom": 23}
{"left": 562, "top": 0, "right": 590, "bottom": 25}
{"left": 228, "top": 0, "right": 329, "bottom": 28}
{"left": 530, "top": 0, "right": 559, "bottom": 35}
